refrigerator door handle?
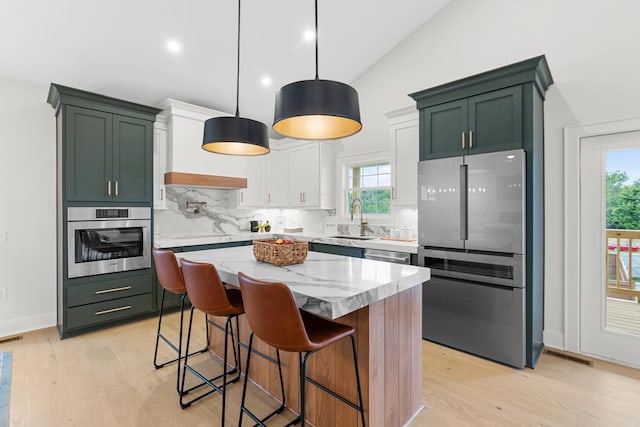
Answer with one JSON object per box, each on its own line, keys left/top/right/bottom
{"left": 460, "top": 164, "right": 468, "bottom": 241}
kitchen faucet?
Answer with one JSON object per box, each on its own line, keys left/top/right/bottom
{"left": 351, "top": 198, "right": 367, "bottom": 236}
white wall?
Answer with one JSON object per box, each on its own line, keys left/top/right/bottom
{"left": 0, "top": 77, "right": 56, "bottom": 336}
{"left": 345, "top": 0, "right": 640, "bottom": 349}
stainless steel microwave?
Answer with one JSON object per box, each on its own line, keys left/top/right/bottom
{"left": 67, "top": 207, "right": 151, "bottom": 278}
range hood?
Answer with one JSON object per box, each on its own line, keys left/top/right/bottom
{"left": 164, "top": 172, "right": 247, "bottom": 189}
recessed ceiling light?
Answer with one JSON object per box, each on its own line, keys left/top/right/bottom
{"left": 166, "top": 39, "right": 182, "bottom": 54}
{"left": 261, "top": 76, "right": 272, "bottom": 87}
{"left": 303, "top": 29, "right": 315, "bottom": 41}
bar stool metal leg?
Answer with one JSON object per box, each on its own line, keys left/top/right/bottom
{"left": 180, "top": 306, "right": 242, "bottom": 426}
{"left": 153, "top": 290, "right": 209, "bottom": 393}
{"left": 239, "top": 332, "right": 289, "bottom": 427}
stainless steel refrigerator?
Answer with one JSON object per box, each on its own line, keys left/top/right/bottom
{"left": 418, "top": 149, "right": 527, "bottom": 368}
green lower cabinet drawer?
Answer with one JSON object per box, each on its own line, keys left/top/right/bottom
{"left": 66, "top": 293, "right": 153, "bottom": 330}
{"left": 67, "top": 274, "right": 153, "bottom": 307}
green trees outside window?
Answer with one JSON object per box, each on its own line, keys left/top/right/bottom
{"left": 607, "top": 171, "right": 640, "bottom": 230}
{"left": 347, "top": 162, "right": 391, "bottom": 216}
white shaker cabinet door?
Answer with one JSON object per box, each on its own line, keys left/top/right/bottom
{"left": 390, "top": 114, "right": 418, "bottom": 206}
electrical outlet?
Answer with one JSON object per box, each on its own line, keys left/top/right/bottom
{"left": 0, "top": 288, "right": 6, "bottom": 300}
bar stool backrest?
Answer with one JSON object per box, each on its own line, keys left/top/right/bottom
{"left": 237, "top": 272, "right": 311, "bottom": 353}
{"left": 181, "top": 258, "right": 238, "bottom": 317}
{"left": 153, "top": 248, "right": 186, "bottom": 294}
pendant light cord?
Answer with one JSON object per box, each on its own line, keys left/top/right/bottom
{"left": 235, "top": 0, "right": 241, "bottom": 117}
{"left": 314, "top": 0, "right": 319, "bottom": 80}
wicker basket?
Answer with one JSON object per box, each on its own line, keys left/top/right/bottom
{"left": 253, "top": 239, "right": 308, "bottom": 266}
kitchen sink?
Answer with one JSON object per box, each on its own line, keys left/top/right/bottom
{"left": 329, "top": 235, "right": 378, "bottom": 240}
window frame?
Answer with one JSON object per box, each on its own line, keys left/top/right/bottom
{"left": 336, "top": 151, "right": 393, "bottom": 224}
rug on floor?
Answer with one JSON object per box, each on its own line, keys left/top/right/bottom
{"left": 0, "top": 351, "right": 11, "bottom": 427}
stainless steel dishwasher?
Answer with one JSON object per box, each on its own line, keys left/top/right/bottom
{"left": 363, "top": 248, "right": 411, "bottom": 264}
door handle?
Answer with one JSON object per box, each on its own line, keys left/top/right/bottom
{"left": 95, "top": 286, "right": 132, "bottom": 295}
{"left": 460, "top": 164, "right": 468, "bottom": 241}
{"left": 461, "top": 132, "right": 465, "bottom": 149}
{"left": 469, "top": 130, "right": 473, "bottom": 148}
{"left": 95, "top": 305, "right": 132, "bottom": 316}
{"left": 107, "top": 180, "right": 111, "bottom": 196}
{"left": 115, "top": 180, "right": 119, "bottom": 196}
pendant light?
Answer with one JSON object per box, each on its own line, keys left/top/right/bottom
{"left": 273, "top": 0, "right": 362, "bottom": 140}
{"left": 202, "top": 0, "right": 269, "bottom": 155}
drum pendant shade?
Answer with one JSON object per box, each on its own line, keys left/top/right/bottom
{"left": 202, "top": 116, "right": 269, "bottom": 155}
{"left": 201, "top": 0, "right": 269, "bottom": 156}
{"left": 273, "top": 79, "right": 362, "bottom": 140}
{"left": 272, "top": 0, "right": 362, "bottom": 140}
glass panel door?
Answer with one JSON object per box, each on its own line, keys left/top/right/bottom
{"left": 605, "top": 148, "right": 640, "bottom": 336}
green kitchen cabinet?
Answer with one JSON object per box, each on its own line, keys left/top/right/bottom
{"left": 48, "top": 83, "right": 158, "bottom": 204}
{"left": 48, "top": 84, "right": 160, "bottom": 338}
{"left": 410, "top": 56, "right": 554, "bottom": 368}
{"left": 411, "top": 56, "right": 553, "bottom": 161}
{"left": 419, "top": 85, "right": 522, "bottom": 160}
{"left": 309, "top": 242, "right": 365, "bottom": 258}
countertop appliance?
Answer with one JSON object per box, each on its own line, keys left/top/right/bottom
{"left": 418, "top": 149, "right": 527, "bottom": 368}
{"left": 67, "top": 207, "right": 151, "bottom": 278}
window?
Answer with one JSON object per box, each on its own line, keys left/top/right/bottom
{"left": 347, "top": 161, "right": 391, "bottom": 216}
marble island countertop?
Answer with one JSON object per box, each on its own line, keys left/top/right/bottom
{"left": 174, "top": 245, "right": 429, "bottom": 319}
{"left": 154, "top": 231, "right": 418, "bottom": 253}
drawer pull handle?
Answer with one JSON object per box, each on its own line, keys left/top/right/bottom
{"left": 95, "top": 305, "right": 132, "bottom": 316}
{"left": 94, "top": 286, "right": 132, "bottom": 295}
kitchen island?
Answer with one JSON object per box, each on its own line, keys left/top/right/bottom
{"left": 175, "top": 245, "right": 429, "bottom": 427}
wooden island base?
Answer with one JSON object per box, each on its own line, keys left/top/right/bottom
{"left": 208, "top": 286, "right": 423, "bottom": 427}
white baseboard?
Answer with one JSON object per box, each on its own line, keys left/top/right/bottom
{"left": 0, "top": 312, "right": 56, "bottom": 338}
{"left": 543, "top": 329, "right": 565, "bottom": 350}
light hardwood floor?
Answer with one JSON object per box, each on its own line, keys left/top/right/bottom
{"left": 2, "top": 312, "right": 640, "bottom": 427}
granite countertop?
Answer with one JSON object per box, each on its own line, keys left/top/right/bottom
{"left": 174, "top": 245, "right": 429, "bottom": 319}
{"left": 154, "top": 231, "right": 419, "bottom": 253}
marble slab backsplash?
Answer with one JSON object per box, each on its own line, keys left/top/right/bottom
{"left": 155, "top": 187, "right": 334, "bottom": 237}
{"left": 155, "top": 187, "right": 417, "bottom": 239}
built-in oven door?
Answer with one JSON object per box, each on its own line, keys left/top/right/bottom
{"left": 67, "top": 219, "right": 151, "bottom": 278}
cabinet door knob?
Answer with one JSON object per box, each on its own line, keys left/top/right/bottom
{"left": 469, "top": 130, "right": 473, "bottom": 148}
{"left": 461, "top": 132, "right": 465, "bottom": 149}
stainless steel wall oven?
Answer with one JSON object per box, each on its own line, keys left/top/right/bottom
{"left": 67, "top": 207, "right": 151, "bottom": 278}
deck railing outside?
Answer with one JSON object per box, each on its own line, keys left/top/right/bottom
{"left": 606, "top": 229, "right": 640, "bottom": 302}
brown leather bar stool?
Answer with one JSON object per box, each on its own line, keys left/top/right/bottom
{"left": 180, "top": 258, "right": 244, "bottom": 426}
{"left": 152, "top": 248, "right": 210, "bottom": 393}
{"left": 237, "top": 272, "right": 366, "bottom": 427}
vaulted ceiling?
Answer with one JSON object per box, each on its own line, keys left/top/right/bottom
{"left": 0, "top": 0, "right": 450, "bottom": 135}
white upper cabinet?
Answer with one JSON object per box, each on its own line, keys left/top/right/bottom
{"left": 264, "top": 150, "right": 281, "bottom": 207}
{"left": 236, "top": 155, "right": 265, "bottom": 208}
{"left": 285, "top": 141, "right": 335, "bottom": 209}
{"left": 153, "top": 114, "right": 168, "bottom": 209}
{"left": 387, "top": 106, "right": 419, "bottom": 206}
